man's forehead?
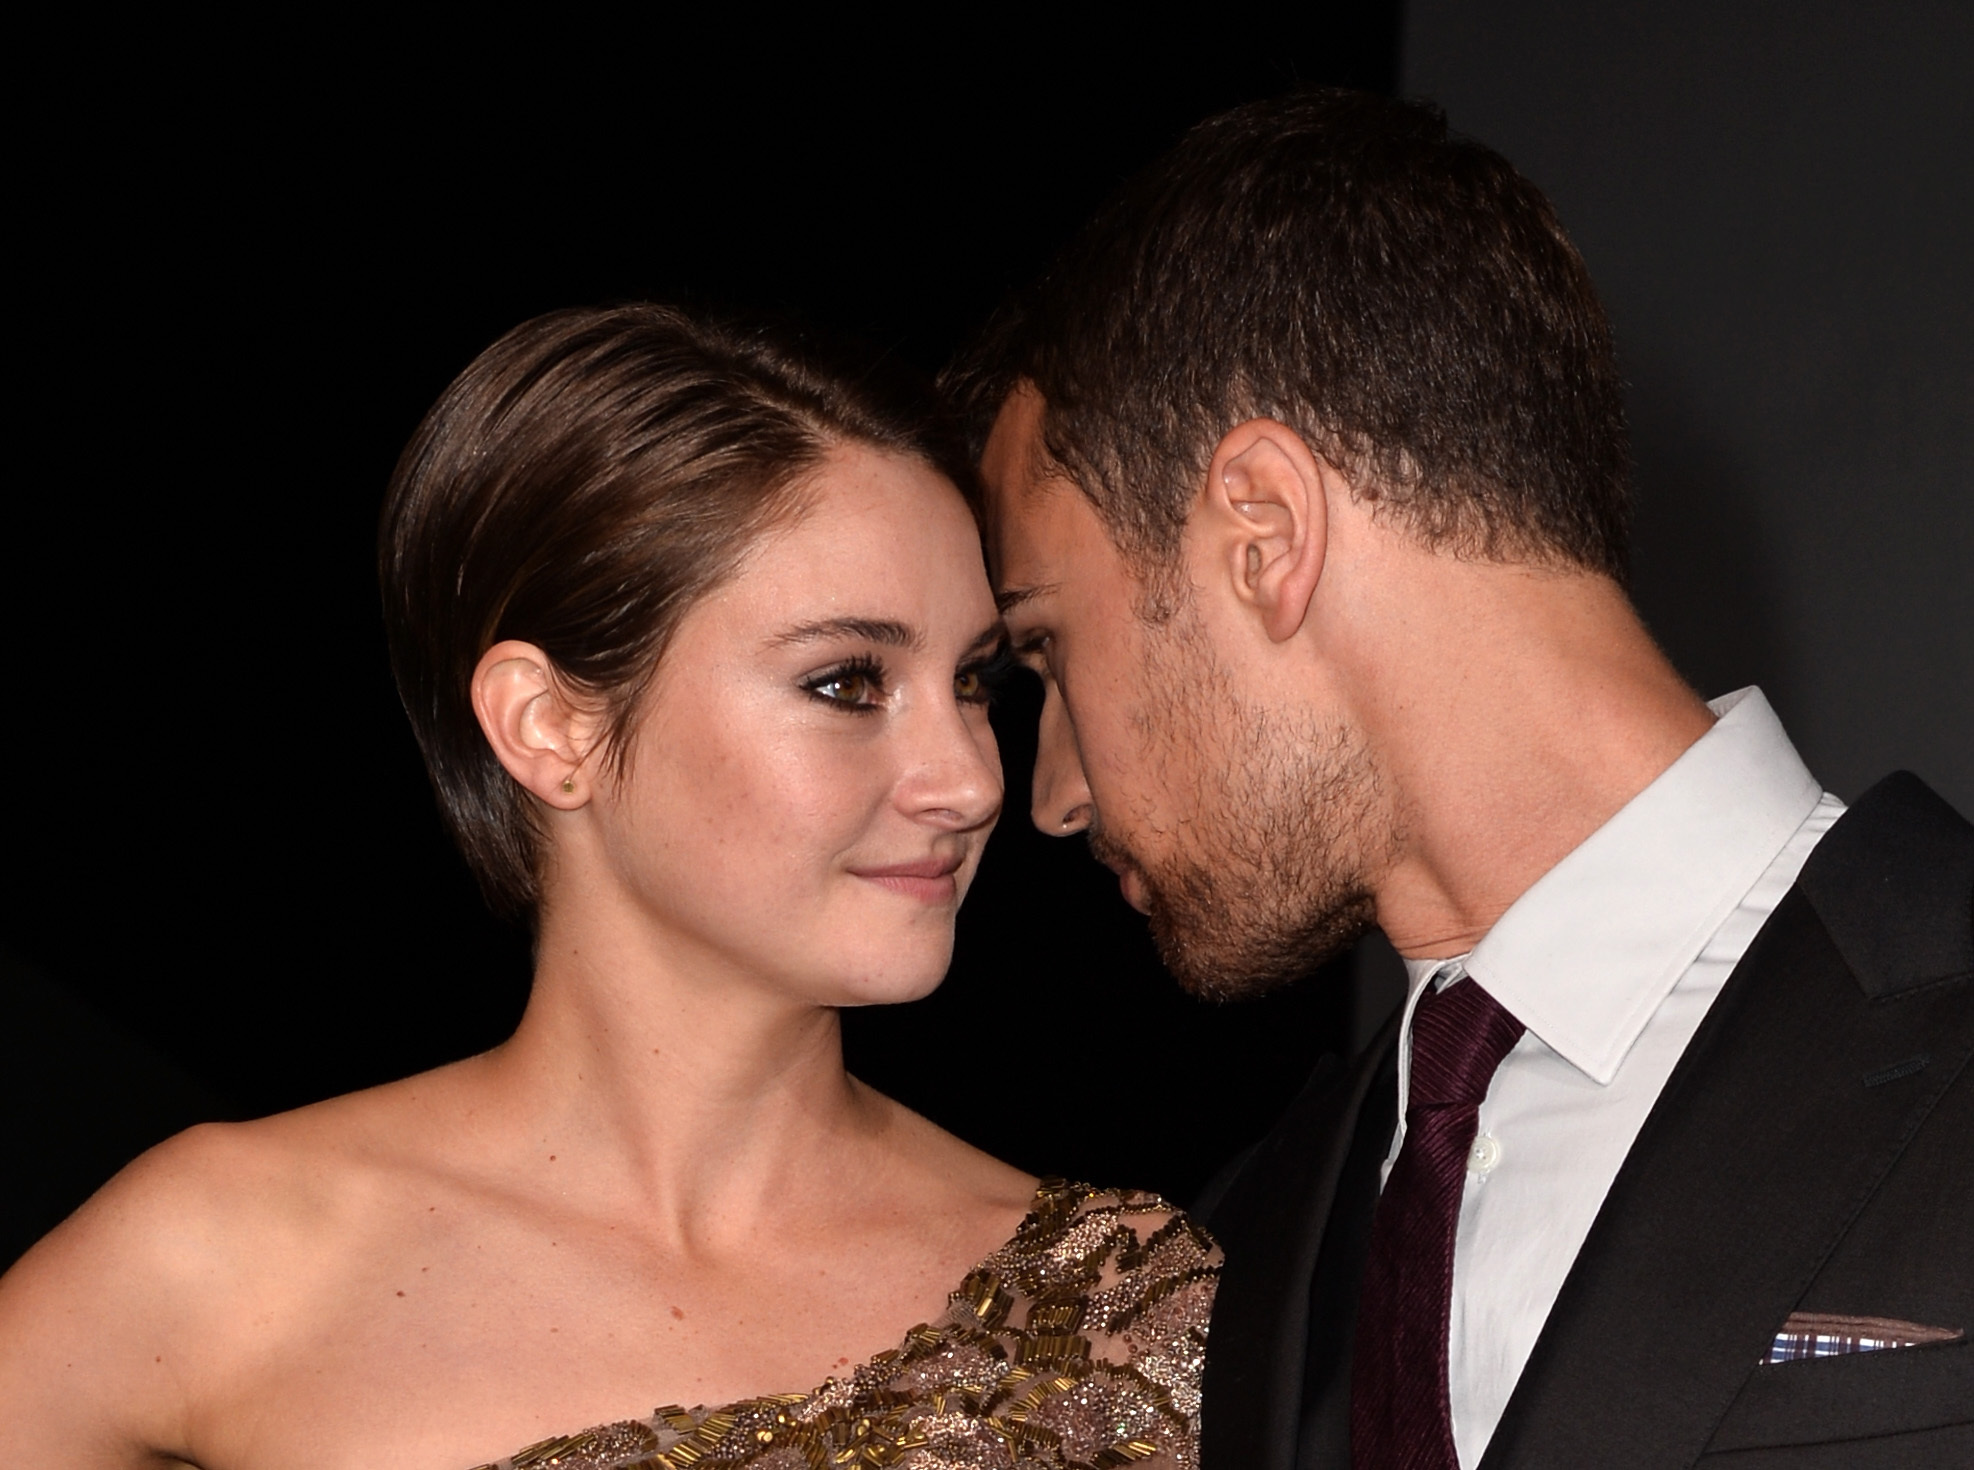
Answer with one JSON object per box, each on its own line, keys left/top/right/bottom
{"left": 982, "top": 386, "right": 1076, "bottom": 593}
{"left": 986, "top": 480, "right": 1136, "bottom": 636}
{"left": 982, "top": 384, "right": 1069, "bottom": 507}
{"left": 985, "top": 485, "right": 1088, "bottom": 615}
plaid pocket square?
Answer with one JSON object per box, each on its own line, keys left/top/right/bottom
{"left": 1765, "top": 1312, "right": 1964, "bottom": 1363}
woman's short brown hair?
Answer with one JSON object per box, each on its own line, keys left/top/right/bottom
{"left": 380, "top": 303, "right": 969, "bottom": 920}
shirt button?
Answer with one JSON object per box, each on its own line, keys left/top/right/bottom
{"left": 1468, "top": 1134, "right": 1503, "bottom": 1174}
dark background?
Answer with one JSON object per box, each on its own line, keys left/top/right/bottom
{"left": 1406, "top": 0, "right": 1972, "bottom": 820}
{"left": 5, "top": 3, "right": 1968, "bottom": 1270}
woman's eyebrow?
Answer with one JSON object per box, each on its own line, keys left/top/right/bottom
{"left": 769, "top": 616, "right": 923, "bottom": 651}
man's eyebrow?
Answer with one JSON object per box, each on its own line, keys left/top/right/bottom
{"left": 961, "top": 623, "right": 1006, "bottom": 658}
{"left": 768, "top": 617, "right": 923, "bottom": 651}
{"left": 994, "top": 583, "right": 1058, "bottom": 615}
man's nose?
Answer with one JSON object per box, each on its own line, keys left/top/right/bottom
{"left": 1031, "top": 677, "right": 1094, "bottom": 835}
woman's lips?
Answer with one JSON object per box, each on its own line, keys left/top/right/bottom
{"left": 851, "top": 857, "right": 962, "bottom": 903}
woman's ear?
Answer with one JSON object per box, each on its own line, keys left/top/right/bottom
{"left": 470, "top": 640, "right": 599, "bottom": 809}
{"left": 1196, "top": 419, "right": 1337, "bottom": 643}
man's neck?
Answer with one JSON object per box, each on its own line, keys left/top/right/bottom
{"left": 1353, "top": 567, "right": 1714, "bottom": 959}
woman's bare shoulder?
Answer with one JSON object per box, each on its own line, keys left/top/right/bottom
{"left": 0, "top": 1064, "right": 481, "bottom": 1451}
{"left": 15, "top": 1061, "right": 475, "bottom": 1280}
{"left": 858, "top": 1081, "right": 1037, "bottom": 1210}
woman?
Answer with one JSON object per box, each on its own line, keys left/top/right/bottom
{"left": 0, "top": 305, "right": 1218, "bottom": 1467}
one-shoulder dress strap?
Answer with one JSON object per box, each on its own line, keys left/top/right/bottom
{"left": 468, "top": 1179, "right": 1222, "bottom": 1470}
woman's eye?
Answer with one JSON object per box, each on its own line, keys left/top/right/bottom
{"left": 805, "top": 662, "right": 885, "bottom": 710}
{"left": 814, "top": 674, "right": 876, "bottom": 705}
{"left": 955, "top": 669, "right": 986, "bottom": 703}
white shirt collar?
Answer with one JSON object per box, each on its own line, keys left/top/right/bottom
{"left": 1400, "top": 687, "right": 1822, "bottom": 1085}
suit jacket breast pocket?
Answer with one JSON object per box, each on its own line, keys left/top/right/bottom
{"left": 1699, "top": 1339, "right": 1973, "bottom": 1467}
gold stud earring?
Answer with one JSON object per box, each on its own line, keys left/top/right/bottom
{"left": 561, "top": 775, "right": 576, "bottom": 793}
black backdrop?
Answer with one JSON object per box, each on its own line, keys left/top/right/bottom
{"left": 13, "top": 7, "right": 1965, "bottom": 1274}
{"left": 3, "top": 16, "right": 1402, "bottom": 1265}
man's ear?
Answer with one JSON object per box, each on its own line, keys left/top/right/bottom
{"left": 1197, "top": 419, "right": 1335, "bottom": 643}
{"left": 470, "top": 640, "right": 601, "bottom": 809}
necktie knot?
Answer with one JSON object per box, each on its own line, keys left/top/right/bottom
{"left": 1406, "top": 976, "right": 1526, "bottom": 1110}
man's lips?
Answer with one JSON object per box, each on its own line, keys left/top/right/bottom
{"left": 850, "top": 856, "right": 963, "bottom": 903}
{"left": 1087, "top": 830, "right": 1154, "bottom": 916}
{"left": 1117, "top": 867, "right": 1153, "bottom": 916}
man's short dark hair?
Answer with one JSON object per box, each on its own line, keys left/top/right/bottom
{"left": 946, "top": 90, "right": 1631, "bottom": 585}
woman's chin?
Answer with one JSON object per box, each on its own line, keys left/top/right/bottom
{"left": 824, "top": 954, "right": 955, "bottom": 1010}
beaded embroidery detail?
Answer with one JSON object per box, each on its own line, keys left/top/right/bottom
{"left": 473, "top": 1180, "right": 1219, "bottom": 1470}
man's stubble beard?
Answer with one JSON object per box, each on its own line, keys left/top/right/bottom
{"left": 1089, "top": 607, "right": 1393, "bottom": 1003}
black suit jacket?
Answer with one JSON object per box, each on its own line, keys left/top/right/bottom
{"left": 1196, "top": 772, "right": 1974, "bottom": 1468}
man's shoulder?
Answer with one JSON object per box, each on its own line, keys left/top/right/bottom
{"left": 1795, "top": 771, "right": 1974, "bottom": 1000}
{"left": 1193, "top": 1020, "right": 1398, "bottom": 1234}
{"left": 1468, "top": 774, "right": 1974, "bottom": 1469}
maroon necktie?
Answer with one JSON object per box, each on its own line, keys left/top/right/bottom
{"left": 1350, "top": 977, "right": 1527, "bottom": 1470}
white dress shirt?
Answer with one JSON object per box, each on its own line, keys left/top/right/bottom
{"left": 1380, "top": 687, "right": 1844, "bottom": 1469}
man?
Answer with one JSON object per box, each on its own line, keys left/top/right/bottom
{"left": 952, "top": 92, "right": 1972, "bottom": 1467}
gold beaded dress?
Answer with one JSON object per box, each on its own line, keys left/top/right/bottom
{"left": 473, "top": 1180, "right": 1220, "bottom": 1470}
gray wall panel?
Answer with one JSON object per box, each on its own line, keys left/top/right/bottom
{"left": 1403, "top": 1, "right": 1972, "bottom": 811}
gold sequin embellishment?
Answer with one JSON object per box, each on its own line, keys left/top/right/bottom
{"left": 472, "top": 1180, "right": 1220, "bottom": 1470}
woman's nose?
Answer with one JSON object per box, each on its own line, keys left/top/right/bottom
{"left": 1031, "top": 678, "right": 1094, "bottom": 835}
{"left": 904, "top": 696, "right": 1004, "bottom": 832}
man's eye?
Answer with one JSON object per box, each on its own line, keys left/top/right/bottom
{"left": 956, "top": 646, "right": 1019, "bottom": 706}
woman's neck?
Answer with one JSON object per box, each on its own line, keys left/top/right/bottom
{"left": 465, "top": 897, "right": 886, "bottom": 1248}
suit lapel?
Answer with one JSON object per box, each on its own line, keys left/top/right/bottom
{"left": 1200, "top": 1013, "right": 1400, "bottom": 1470}
{"left": 1481, "top": 777, "right": 1974, "bottom": 1469}
{"left": 1293, "top": 1045, "right": 1397, "bottom": 1470}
